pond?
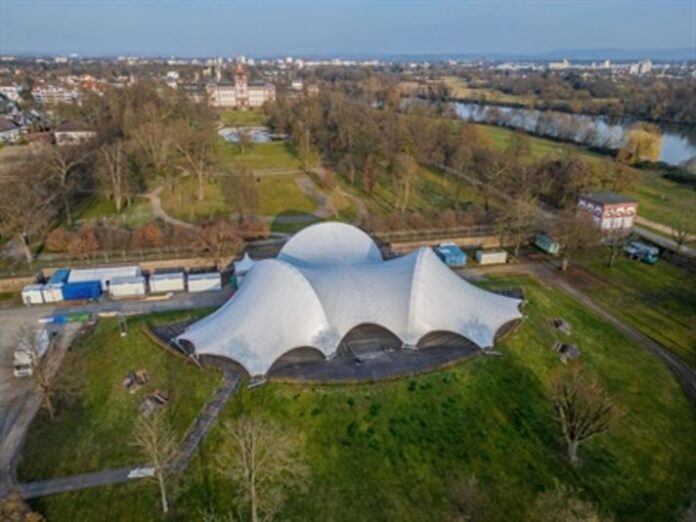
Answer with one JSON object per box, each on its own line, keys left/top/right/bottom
{"left": 218, "top": 126, "right": 272, "bottom": 144}
{"left": 453, "top": 102, "right": 696, "bottom": 167}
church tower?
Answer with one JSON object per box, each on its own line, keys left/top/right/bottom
{"left": 234, "top": 62, "right": 248, "bottom": 108}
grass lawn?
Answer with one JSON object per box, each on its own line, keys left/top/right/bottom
{"left": 19, "top": 310, "right": 220, "bottom": 482}
{"left": 29, "top": 276, "right": 696, "bottom": 521}
{"left": 476, "top": 124, "right": 605, "bottom": 164}
{"left": 160, "top": 173, "right": 318, "bottom": 223}
{"left": 217, "top": 141, "right": 302, "bottom": 171}
{"left": 218, "top": 108, "right": 268, "bottom": 127}
{"left": 629, "top": 169, "right": 696, "bottom": 226}
{"left": 72, "top": 195, "right": 154, "bottom": 228}
{"left": 340, "top": 165, "right": 490, "bottom": 217}
{"left": 576, "top": 253, "right": 696, "bottom": 367}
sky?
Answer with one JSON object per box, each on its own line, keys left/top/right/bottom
{"left": 0, "top": 0, "right": 694, "bottom": 57}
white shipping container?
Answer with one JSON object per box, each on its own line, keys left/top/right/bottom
{"left": 41, "top": 283, "right": 64, "bottom": 304}
{"left": 187, "top": 272, "right": 222, "bottom": 293}
{"left": 475, "top": 250, "right": 508, "bottom": 265}
{"left": 149, "top": 272, "right": 185, "bottom": 293}
{"left": 109, "top": 276, "right": 147, "bottom": 298}
{"left": 21, "top": 285, "right": 45, "bottom": 306}
{"left": 69, "top": 265, "right": 141, "bottom": 291}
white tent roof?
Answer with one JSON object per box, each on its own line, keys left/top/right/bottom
{"left": 234, "top": 253, "right": 256, "bottom": 275}
{"left": 176, "top": 222, "right": 522, "bottom": 376}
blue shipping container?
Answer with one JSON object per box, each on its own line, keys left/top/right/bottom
{"left": 435, "top": 244, "right": 467, "bottom": 267}
{"left": 48, "top": 268, "right": 71, "bottom": 285}
{"left": 61, "top": 281, "right": 102, "bottom": 301}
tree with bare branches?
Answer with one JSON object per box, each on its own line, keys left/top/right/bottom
{"left": 199, "top": 219, "right": 243, "bottom": 271}
{"left": 550, "top": 365, "right": 617, "bottom": 465}
{"left": 0, "top": 160, "right": 60, "bottom": 266}
{"left": 531, "top": 481, "right": 607, "bottom": 521}
{"left": 668, "top": 203, "right": 696, "bottom": 254}
{"left": 97, "top": 140, "right": 136, "bottom": 213}
{"left": 218, "top": 415, "right": 308, "bottom": 522}
{"left": 497, "top": 193, "right": 539, "bottom": 256}
{"left": 41, "top": 144, "right": 88, "bottom": 225}
{"left": 16, "top": 327, "right": 76, "bottom": 420}
{"left": 552, "top": 209, "right": 600, "bottom": 271}
{"left": 130, "top": 411, "right": 179, "bottom": 515}
{"left": 175, "top": 119, "right": 217, "bottom": 202}
{"left": 221, "top": 163, "right": 260, "bottom": 221}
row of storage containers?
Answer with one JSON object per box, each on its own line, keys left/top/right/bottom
{"left": 434, "top": 243, "right": 508, "bottom": 268}
{"left": 22, "top": 266, "right": 223, "bottom": 306}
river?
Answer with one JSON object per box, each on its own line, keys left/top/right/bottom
{"left": 453, "top": 102, "right": 696, "bottom": 167}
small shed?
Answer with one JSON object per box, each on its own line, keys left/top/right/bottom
{"left": 149, "top": 272, "right": 185, "bottom": 293}
{"left": 109, "top": 276, "right": 147, "bottom": 298}
{"left": 475, "top": 250, "right": 508, "bottom": 265}
{"left": 187, "top": 272, "right": 222, "bottom": 293}
{"left": 534, "top": 233, "right": 560, "bottom": 256}
{"left": 22, "top": 285, "right": 45, "bottom": 306}
{"left": 435, "top": 243, "right": 467, "bottom": 268}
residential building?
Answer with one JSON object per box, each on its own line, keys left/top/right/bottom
{"left": 53, "top": 121, "right": 97, "bottom": 146}
{"left": 577, "top": 193, "right": 638, "bottom": 232}
{"left": 0, "top": 117, "right": 22, "bottom": 143}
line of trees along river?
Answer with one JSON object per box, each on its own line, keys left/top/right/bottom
{"left": 453, "top": 101, "right": 696, "bottom": 167}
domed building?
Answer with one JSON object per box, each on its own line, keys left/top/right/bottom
{"left": 175, "top": 222, "right": 523, "bottom": 376}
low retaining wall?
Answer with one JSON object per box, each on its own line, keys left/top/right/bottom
{"left": 390, "top": 235, "right": 501, "bottom": 254}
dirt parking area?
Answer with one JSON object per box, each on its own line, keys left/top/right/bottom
{"left": 0, "top": 306, "right": 54, "bottom": 438}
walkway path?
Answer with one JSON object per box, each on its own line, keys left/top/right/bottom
{"left": 144, "top": 186, "right": 196, "bottom": 230}
{"left": 17, "top": 369, "right": 242, "bottom": 499}
{"left": 472, "top": 261, "right": 696, "bottom": 409}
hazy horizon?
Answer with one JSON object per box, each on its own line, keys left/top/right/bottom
{"left": 0, "top": 0, "right": 694, "bottom": 58}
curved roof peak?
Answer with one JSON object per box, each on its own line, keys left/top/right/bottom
{"left": 278, "top": 222, "right": 382, "bottom": 266}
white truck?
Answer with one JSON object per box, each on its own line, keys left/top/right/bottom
{"left": 13, "top": 328, "right": 50, "bottom": 378}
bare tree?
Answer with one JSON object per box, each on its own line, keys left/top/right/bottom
{"left": 0, "top": 490, "right": 45, "bottom": 522}
{"left": 0, "top": 161, "right": 60, "bottom": 266}
{"left": 552, "top": 209, "right": 600, "bottom": 271}
{"left": 236, "top": 127, "right": 253, "bottom": 154}
{"left": 530, "top": 481, "right": 607, "bottom": 521}
{"left": 393, "top": 152, "right": 418, "bottom": 212}
{"left": 16, "top": 327, "right": 57, "bottom": 419}
{"left": 603, "top": 228, "right": 630, "bottom": 268}
{"left": 175, "top": 119, "right": 217, "bottom": 202}
{"left": 97, "top": 140, "right": 135, "bottom": 213}
{"left": 550, "top": 366, "right": 616, "bottom": 465}
{"left": 448, "top": 475, "right": 488, "bottom": 522}
{"left": 218, "top": 415, "right": 308, "bottom": 522}
{"left": 497, "top": 193, "right": 539, "bottom": 256}
{"left": 668, "top": 204, "right": 695, "bottom": 254}
{"left": 199, "top": 219, "right": 243, "bottom": 271}
{"left": 221, "top": 163, "right": 260, "bottom": 221}
{"left": 42, "top": 144, "right": 88, "bottom": 225}
{"left": 130, "top": 411, "right": 179, "bottom": 515}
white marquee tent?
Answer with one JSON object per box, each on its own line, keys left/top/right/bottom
{"left": 176, "top": 222, "right": 522, "bottom": 376}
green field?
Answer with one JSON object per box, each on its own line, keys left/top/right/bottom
{"left": 160, "top": 173, "right": 318, "bottom": 223}
{"left": 27, "top": 276, "right": 696, "bottom": 522}
{"left": 577, "top": 253, "right": 696, "bottom": 367}
{"left": 217, "top": 141, "right": 302, "bottom": 170}
{"left": 19, "top": 311, "right": 219, "bottom": 482}
{"left": 476, "top": 124, "right": 605, "bottom": 164}
{"left": 219, "top": 108, "right": 268, "bottom": 127}
{"left": 628, "top": 169, "right": 696, "bottom": 226}
{"left": 72, "top": 195, "right": 154, "bottom": 228}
